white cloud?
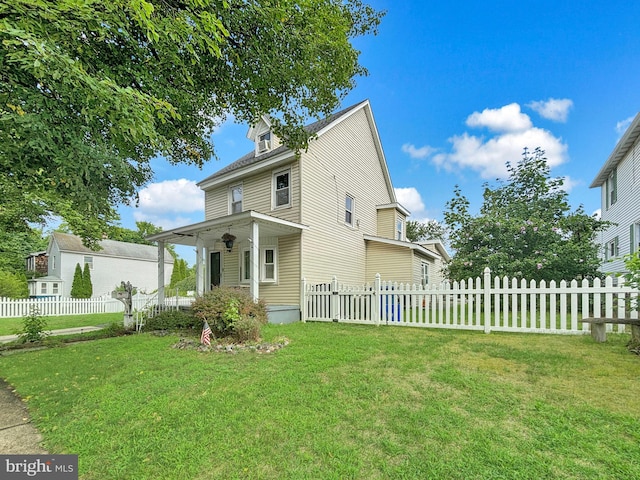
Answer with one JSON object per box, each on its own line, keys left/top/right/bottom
{"left": 559, "top": 175, "right": 580, "bottom": 192}
{"left": 401, "top": 143, "right": 435, "bottom": 159}
{"left": 394, "top": 187, "right": 425, "bottom": 216}
{"left": 527, "top": 98, "right": 573, "bottom": 122}
{"left": 137, "top": 179, "right": 204, "bottom": 215}
{"left": 616, "top": 115, "right": 635, "bottom": 136}
{"left": 466, "top": 103, "right": 532, "bottom": 133}
{"left": 432, "top": 104, "right": 568, "bottom": 179}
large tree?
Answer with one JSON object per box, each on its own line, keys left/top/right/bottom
{"left": 406, "top": 219, "right": 447, "bottom": 243}
{"left": 1, "top": 0, "right": 383, "bottom": 246}
{"left": 443, "top": 148, "right": 608, "bottom": 282}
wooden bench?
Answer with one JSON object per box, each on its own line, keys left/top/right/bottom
{"left": 579, "top": 317, "right": 640, "bottom": 343}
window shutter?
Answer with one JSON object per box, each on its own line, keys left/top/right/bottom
{"left": 631, "top": 224, "right": 636, "bottom": 254}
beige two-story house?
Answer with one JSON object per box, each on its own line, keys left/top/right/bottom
{"left": 149, "top": 100, "right": 446, "bottom": 322}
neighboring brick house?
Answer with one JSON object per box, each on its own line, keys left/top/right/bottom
{"left": 149, "top": 100, "right": 448, "bottom": 322}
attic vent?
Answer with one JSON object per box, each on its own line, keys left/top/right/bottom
{"left": 258, "top": 139, "right": 271, "bottom": 153}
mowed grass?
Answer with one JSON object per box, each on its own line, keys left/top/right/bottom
{"left": 0, "top": 312, "right": 123, "bottom": 336}
{"left": 1, "top": 322, "right": 639, "bottom": 479}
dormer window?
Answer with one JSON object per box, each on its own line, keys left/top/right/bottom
{"left": 258, "top": 132, "right": 271, "bottom": 153}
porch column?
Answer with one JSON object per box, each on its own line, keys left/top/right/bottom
{"left": 196, "top": 234, "right": 205, "bottom": 296}
{"left": 250, "top": 220, "right": 259, "bottom": 301}
{"left": 157, "top": 240, "right": 165, "bottom": 305}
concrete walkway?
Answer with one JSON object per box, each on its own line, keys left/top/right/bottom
{"left": 0, "top": 379, "right": 48, "bottom": 454}
{"left": 0, "top": 326, "right": 104, "bottom": 344}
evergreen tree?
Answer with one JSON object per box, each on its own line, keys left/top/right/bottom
{"left": 70, "top": 263, "right": 84, "bottom": 298}
{"left": 83, "top": 263, "right": 93, "bottom": 298}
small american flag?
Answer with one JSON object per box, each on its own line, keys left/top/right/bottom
{"left": 200, "top": 320, "right": 212, "bottom": 346}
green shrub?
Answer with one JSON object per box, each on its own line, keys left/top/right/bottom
{"left": 190, "top": 287, "right": 268, "bottom": 340}
{"left": 141, "top": 308, "right": 199, "bottom": 332}
{"left": 0, "top": 270, "right": 28, "bottom": 298}
{"left": 19, "top": 306, "right": 48, "bottom": 343}
{"left": 232, "top": 314, "right": 263, "bottom": 343}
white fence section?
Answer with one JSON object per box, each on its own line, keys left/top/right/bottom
{"left": 0, "top": 293, "right": 194, "bottom": 318}
{"left": 302, "top": 268, "right": 639, "bottom": 335}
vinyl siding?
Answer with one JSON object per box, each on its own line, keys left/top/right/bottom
{"left": 300, "top": 108, "right": 395, "bottom": 285}
{"left": 365, "top": 242, "right": 413, "bottom": 283}
{"left": 599, "top": 138, "right": 640, "bottom": 273}
{"left": 259, "top": 234, "right": 301, "bottom": 305}
{"left": 377, "top": 208, "right": 395, "bottom": 239}
{"left": 203, "top": 160, "right": 301, "bottom": 223}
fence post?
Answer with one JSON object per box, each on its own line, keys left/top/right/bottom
{"left": 373, "top": 273, "right": 381, "bottom": 326}
{"left": 483, "top": 267, "right": 491, "bottom": 334}
{"left": 331, "top": 276, "right": 339, "bottom": 321}
{"left": 301, "top": 277, "right": 307, "bottom": 323}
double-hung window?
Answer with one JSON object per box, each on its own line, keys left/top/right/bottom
{"left": 345, "top": 194, "right": 355, "bottom": 226}
{"left": 273, "top": 169, "right": 290, "bottom": 208}
{"left": 396, "top": 217, "right": 404, "bottom": 240}
{"left": 606, "top": 169, "right": 617, "bottom": 209}
{"left": 230, "top": 184, "right": 243, "bottom": 214}
{"left": 84, "top": 256, "right": 93, "bottom": 269}
{"left": 421, "top": 262, "right": 429, "bottom": 286}
{"left": 605, "top": 237, "right": 619, "bottom": 260}
{"left": 240, "top": 247, "right": 277, "bottom": 283}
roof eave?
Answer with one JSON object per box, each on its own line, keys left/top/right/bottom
{"left": 590, "top": 112, "right": 640, "bottom": 188}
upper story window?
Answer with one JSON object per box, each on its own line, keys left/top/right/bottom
{"left": 83, "top": 256, "right": 93, "bottom": 269}
{"left": 230, "top": 184, "right": 243, "bottom": 214}
{"left": 273, "top": 169, "right": 290, "bottom": 208}
{"left": 606, "top": 168, "right": 617, "bottom": 209}
{"left": 258, "top": 131, "right": 271, "bottom": 153}
{"left": 345, "top": 194, "right": 355, "bottom": 226}
{"left": 396, "top": 217, "right": 404, "bottom": 241}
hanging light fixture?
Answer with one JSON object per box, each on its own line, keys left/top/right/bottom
{"left": 221, "top": 233, "right": 236, "bottom": 252}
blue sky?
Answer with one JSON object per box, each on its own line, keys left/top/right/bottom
{"left": 119, "top": 0, "right": 640, "bottom": 264}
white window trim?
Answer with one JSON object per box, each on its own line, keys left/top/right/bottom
{"left": 421, "top": 262, "right": 429, "bottom": 286}
{"left": 240, "top": 248, "right": 251, "bottom": 284}
{"left": 239, "top": 246, "right": 278, "bottom": 284}
{"left": 345, "top": 194, "right": 355, "bottom": 227}
{"left": 272, "top": 168, "right": 291, "bottom": 209}
{"left": 229, "top": 183, "right": 243, "bottom": 215}
{"left": 396, "top": 216, "right": 404, "bottom": 241}
{"left": 261, "top": 247, "right": 277, "bottom": 283}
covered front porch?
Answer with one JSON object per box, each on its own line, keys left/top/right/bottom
{"left": 147, "top": 211, "right": 307, "bottom": 316}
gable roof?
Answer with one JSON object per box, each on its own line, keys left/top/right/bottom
{"left": 590, "top": 112, "right": 640, "bottom": 188}
{"left": 197, "top": 100, "right": 384, "bottom": 191}
{"left": 49, "top": 232, "right": 174, "bottom": 263}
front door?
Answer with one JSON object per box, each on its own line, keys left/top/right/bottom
{"left": 210, "top": 251, "right": 221, "bottom": 288}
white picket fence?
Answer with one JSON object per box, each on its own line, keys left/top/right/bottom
{"left": 0, "top": 293, "right": 194, "bottom": 318}
{"left": 302, "top": 268, "right": 639, "bottom": 335}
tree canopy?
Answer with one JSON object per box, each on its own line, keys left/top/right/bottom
{"left": 443, "top": 148, "right": 608, "bottom": 282}
{"left": 406, "top": 219, "right": 447, "bottom": 243}
{"left": 1, "top": 0, "right": 383, "bottom": 245}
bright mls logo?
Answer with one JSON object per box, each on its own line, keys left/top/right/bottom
{"left": 1, "top": 455, "right": 78, "bottom": 479}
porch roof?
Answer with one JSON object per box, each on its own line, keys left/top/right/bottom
{"left": 363, "top": 235, "right": 440, "bottom": 260}
{"left": 146, "top": 211, "right": 309, "bottom": 247}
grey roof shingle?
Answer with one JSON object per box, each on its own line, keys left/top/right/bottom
{"left": 52, "top": 232, "right": 174, "bottom": 263}
{"left": 198, "top": 100, "right": 368, "bottom": 185}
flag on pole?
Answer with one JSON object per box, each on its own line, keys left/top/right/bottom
{"left": 200, "top": 320, "right": 212, "bottom": 346}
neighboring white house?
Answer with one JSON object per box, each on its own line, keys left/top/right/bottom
{"left": 590, "top": 112, "right": 640, "bottom": 274}
{"left": 148, "top": 100, "right": 449, "bottom": 322}
{"left": 27, "top": 232, "right": 174, "bottom": 298}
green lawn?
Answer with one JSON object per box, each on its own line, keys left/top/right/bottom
{"left": 0, "top": 312, "right": 123, "bottom": 336}
{"left": 1, "top": 323, "right": 639, "bottom": 479}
